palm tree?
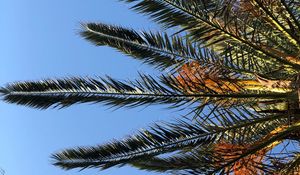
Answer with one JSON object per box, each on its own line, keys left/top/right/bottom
{"left": 1, "top": 0, "right": 300, "bottom": 174}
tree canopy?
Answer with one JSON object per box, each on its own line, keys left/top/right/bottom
{"left": 1, "top": 0, "right": 300, "bottom": 174}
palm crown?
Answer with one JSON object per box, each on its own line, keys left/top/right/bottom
{"left": 1, "top": 0, "right": 300, "bottom": 174}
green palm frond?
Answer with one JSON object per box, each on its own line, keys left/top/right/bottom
{"left": 81, "top": 23, "right": 203, "bottom": 71}
{"left": 52, "top": 112, "right": 292, "bottom": 172}
{"left": 132, "top": 143, "right": 300, "bottom": 175}
{"left": 1, "top": 73, "right": 289, "bottom": 109}
{"left": 194, "top": 108, "right": 287, "bottom": 142}
{"left": 249, "top": 0, "right": 300, "bottom": 47}
{"left": 121, "top": 0, "right": 300, "bottom": 70}
{"left": 130, "top": 127, "right": 283, "bottom": 174}
{"left": 81, "top": 23, "right": 275, "bottom": 76}
{"left": 0, "top": 75, "right": 182, "bottom": 109}
{"left": 130, "top": 149, "right": 215, "bottom": 174}
{"left": 52, "top": 119, "right": 213, "bottom": 170}
{"left": 281, "top": 0, "right": 300, "bottom": 34}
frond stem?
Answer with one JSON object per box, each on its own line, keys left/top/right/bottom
{"left": 7, "top": 90, "right": 292, "bottom": 99}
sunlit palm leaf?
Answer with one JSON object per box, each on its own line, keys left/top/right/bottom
{"left": 1, "top": 73, "right": 289, "bottom": 109}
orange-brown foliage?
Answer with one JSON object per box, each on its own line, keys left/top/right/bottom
{"left": 175, "top": 61, "right": 240, "bottom": 93}
{"left": 176, "top": 61, "right": 292, "bottom": 95}
{"left": 214, "top": 142, "right": 267, "bottom": 175}
{"left": 213, "top": 126, "right": 293, "bottom": 174}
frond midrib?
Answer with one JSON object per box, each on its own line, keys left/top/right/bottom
{"left": 5, "top": 89, "right": 292, "bottom": 99}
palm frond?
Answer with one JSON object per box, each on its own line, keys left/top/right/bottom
{"left": 52, "top": 119, "right": 213, "bottom": 170}
{"left": 279, "top": 0, "right": 300, "bottom": 35}
{"left": 52, "top": 112, "right": 291, "bottom": 171}
{"left": 81, "top": 23, "right": 283, "bottom": 76}
{"left": 249, "top": 0, "right": 300, "bottom": 47}
{"left": 121, "top": 0, "right": 300, "bottom": 70}
{"left": 132, "top": 143, "right": 300, "bottom": 175}
{"left": 131, "top": 140, "right": 300, "bottom": 175}
{"left": 277, "top": 153, "right": 300, "bottom": 174}
{"left": 1, "top": 73, "right": 289, "bottom": 109}
{"left": 0, "top": 75, "right": 184, "bottom": 109}
{"left": 130, "top": 149, "right": 215, "bottom": 174}
{"left": 212, "top": 122, "right": 300, "bottom": 174}
{"left": 81, "top": 23, "right": 203, "bottom": 70}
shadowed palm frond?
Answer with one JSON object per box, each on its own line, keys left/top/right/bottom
{"left": 121, "top": 0, "right": 300, "bottom": 71}
{"left": 130, "top": 149, "right": 216, "bottom": 174}
{"left": 81, "top": 23, "right": 274, "bottom": 76}
{"left": 81, "top": 22, "right": 293, "bottom": 77}
{"left": 0, "top": 75, "right": 182, "bottom": 109}
{"left": 52, "top": 112, "right": 294, "bottom": 172}
{"left": 52, "top": 119, "right": 213, "bottom": 170}
{"left": 132, "top": 122, "right": 300, "bottom": 175}
{"left": 276, "top": 153, "right": 300, "bottom": 174}
{"left": 130, "top": 146, "right": 272, "bottom": 175}
{"left": 247, "top": 0, "right": 300, "bottom": 46}
{"left": 83, "top": 21, "right": 299, "bottom": 79}
{"left": 81, "top": 23, "right": 204, "bottom": 71}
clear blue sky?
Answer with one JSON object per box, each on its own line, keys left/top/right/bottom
{"left": 0, "top": 1, "right": 175, "bottom": 174}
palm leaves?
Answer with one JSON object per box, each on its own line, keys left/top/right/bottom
{"left": 120, "top": 0, "right": 300, "bottom": 74}
{"left": 2, "top": 0, "right": 300, "bottom": 174}
{"left": 52, "top": 113, "right": 299, "bottom": 174}
{"left": 0, "top": 75, "right": 271, "bottom": 109}
{"left": 52, "top": 119, "right": 213, "bottom": 170}
{"left": 0, "top": 76, "right": 184, "bottom": 109}
{"left": 81, "top": 23, "right": 200, "bottom": 71}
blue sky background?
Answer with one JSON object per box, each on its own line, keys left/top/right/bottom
{"left": 0, "top": 1, "right": 176, "bottom": 174}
